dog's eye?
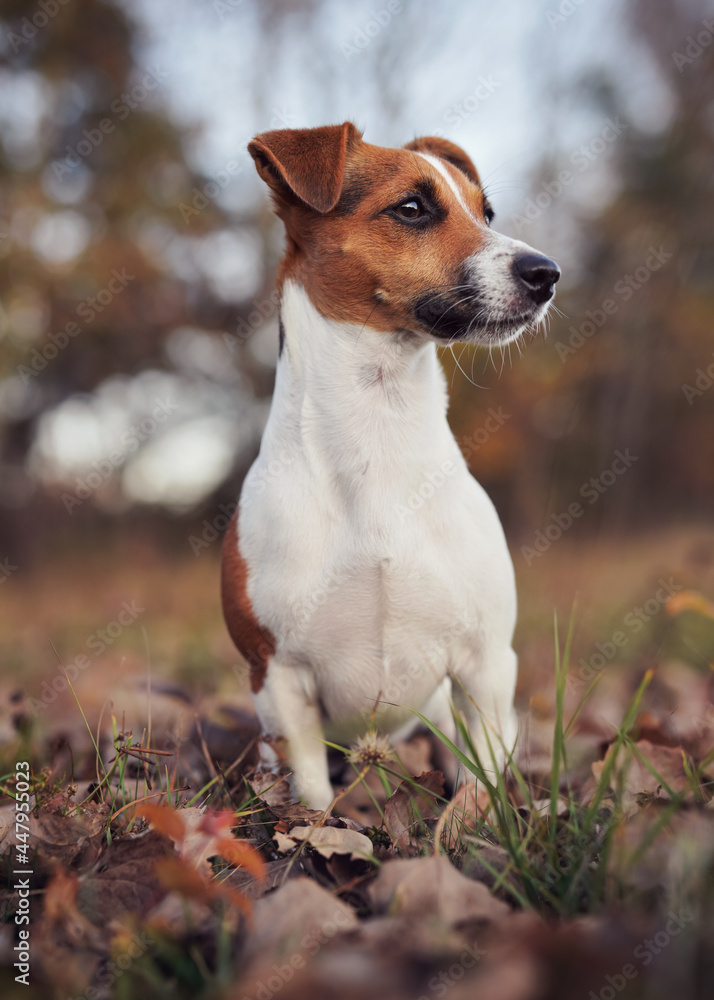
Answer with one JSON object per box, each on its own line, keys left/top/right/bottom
{"left": 393, "top": 198, "right": 425, "bottom": 219}
{"left": 484, "top": 202, "right": 495, "bottom": 226}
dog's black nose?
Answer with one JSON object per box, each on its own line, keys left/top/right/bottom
{"left": 513, "top": 253, "right": 561, "bottom": 304}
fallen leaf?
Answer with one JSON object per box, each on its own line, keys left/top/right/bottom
{"left": 140, "top": 804, "right": 265, "bottom": 881}
{"left": 33, "top": 866, "right": 105, "bottom": 993}
{"left": 4, "top": 804, "right": 107, "bottom": 872}
{"left": 221, "top": 857, "right": 300, "bottom": 899}
{"left": 44, "top": 867, "right": 98, "bottom": 941}
{"left": 246, "top": 876, "right": 358, "bottom": 959}
{"left": 0, "top": 801, "right": 22, "bottom": 849}
{"left": 460, "top": 842, "right": 523, "bottom": 896}
{"left": 591, "top": 739, "right": 694, "bottom": 816}
{"left": 274, "top": 830, "right": 298, "bottom": 854}
{"left": 393, "top": 734, "right": 435, "bottom": 775}
{"left": 138, "top": 802, "right": 187, "bottom": 843}
{"left": 214, "top": 836, "right": 265, "bottom": 880}
{"left": 370, "top": 855, "right": 509, "bottom": 927}
{"left": 155, "top": 856, "right": 251, "bottom": 912}
{"left": 250, "top": 770, "right": 294, "bottom": 807}
{"left": 439, "top": 783, "right": 494, "bottom": 850}
{"left": 384, "top": 770, "right": 444, "bottom": 850}
{"left": 282, "top": 825, "right": 373, "bottom": 860}
{"left": 266, "top": 801, "right": 326, "bottom": 826}
{"left": 76, "top": 830, "right": 173, "bottom": 926}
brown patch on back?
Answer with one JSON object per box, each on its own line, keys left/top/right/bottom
{"left": 221, "top": 511, "right": 275, "bottom": 693}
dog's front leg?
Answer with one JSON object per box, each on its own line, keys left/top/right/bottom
{"left": 450, "top": 644, "right": 519, "bottom": 783}
{"left": 252, "top": 657, "right": 334, "bottom": 810}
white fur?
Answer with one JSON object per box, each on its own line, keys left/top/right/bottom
{"left": 417, "top": 151, "right": 553, "bottom": 345}
{"left": 237, "top": 281, "right": 518, "bottom": 808}
{"left": 464, "top": 233, "right": 547, "bottom": 341}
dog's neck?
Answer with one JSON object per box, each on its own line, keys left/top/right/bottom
{"left": 260, "top": 281, "right": 458, "bottom": 489}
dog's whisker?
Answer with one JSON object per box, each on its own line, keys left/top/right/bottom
{"left": 449, "top": 342, "right": 484, "bottom": 388}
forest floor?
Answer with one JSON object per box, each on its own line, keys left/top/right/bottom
{"left": 1, "top": 525, "right": 714, "bottom": 999}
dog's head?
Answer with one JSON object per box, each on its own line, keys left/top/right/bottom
{"left": 249, "top": 122, "right": 559, "bottom": 345}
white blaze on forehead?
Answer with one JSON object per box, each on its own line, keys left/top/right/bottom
{"left": 415, "top": 152, "right": 479, "bottom": 224}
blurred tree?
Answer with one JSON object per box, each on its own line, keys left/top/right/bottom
{"left": 1, "top": 0, "right": 711, "bottom": 569}
{"left": 444, "top": 0, "right": 714, "bottom": 538}
{"left": 0, "top": 0, "right": 462, "bottom": 567}
{"left": 0, "top": 0, "right": 272, "bottom": 561}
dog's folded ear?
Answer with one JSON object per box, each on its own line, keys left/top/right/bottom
{"left": 404, "top": 135, "right": 481, "bottom": 186}
{"left": 249, "top": 122, "right": 362, "bottom": 214}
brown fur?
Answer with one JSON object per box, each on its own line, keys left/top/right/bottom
{"left": 403, "top": 135, "right": 482, "bottom": 185}
{"left": 247, "top": 122, "right": 493, "bottom": 334}
{"left": 221, "top": 512, "right": 275, "bottom": 693}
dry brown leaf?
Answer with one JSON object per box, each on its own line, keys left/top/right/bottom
{"left": 155, "top": 856, "right": 252, "bottom": 912}
{"left": 393, "top": 734, "right": 434, "bottom": 775}
{"left": 267, "top": 801, "right": 327, "bottom": 826}
{"left": 250, "top": 770, "right": 294, "bottom": 806}
{"left": 2, "top": 803, "right": 106, "bottom": 871}
{"left": 274, "top": 830, "right": 298, "bottom": 854}
{"left": 370, "top": 855, "right": 509, "bottom": 927}
{"left": 384, "top": 770, "right": 444, "bottom": 850}
{"left": 460, "top": 842, "right": 521, "bottom": 895}
{"left": 591, "top": 738, "right": 694, "bottom": 816}
{"left": 33, "top": 866, "right": 106, "bottom": 994}
{"left": 76, "top": 830, "right": 173, "bottom": 926}
{"left": 439, "top": 783, "right": 495, "bottom": 850}
{"left": 282, "top": 825, "right": 373, "bottom": 860}
{"left": 44, "top": 867, "right": 95, "bottom": 936}
{"left": 139, "top": 804, "right": 264, "bottom": 881}
{"left": 221, "top": 857, "right": 299, "bottom": 900}
{"left": 138, "top": 802, "right": 187, "bottom": 843}
{"left": 246, "top": 876, "right": 358, "bottom": 959}
{"left": 179, "top": 807, "right": 230, "bottom": 869}
{"left": 214, "top": 835, "right": 266, "bottom": 881}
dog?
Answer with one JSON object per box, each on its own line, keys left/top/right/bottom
{"left": 222, "top": 122, "right": 559, "bottom": 809}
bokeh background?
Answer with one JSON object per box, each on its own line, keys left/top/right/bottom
{"left": 1, "top": 0, "right": 713, "bottom": 729}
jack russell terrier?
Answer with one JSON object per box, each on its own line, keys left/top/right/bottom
{"left": 222, "top": 122, "right": 559, "bottom": 809}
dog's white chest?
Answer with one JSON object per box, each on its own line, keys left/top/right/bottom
{"left": 237, "top": 284, "right": 516, "bottom": 739}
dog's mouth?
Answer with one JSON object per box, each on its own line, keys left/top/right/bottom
{"left": 412, "top": 246, "right": 560, "bottom": 345}
{"left": 412, "top": 293, "right": 552, "bottom": 346}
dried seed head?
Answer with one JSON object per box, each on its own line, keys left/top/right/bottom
{"left": 347, "top": 731, "right": 393, "bottom": 768}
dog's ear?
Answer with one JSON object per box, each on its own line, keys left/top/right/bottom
{"left": 248, "top": 122, "right": 362, "bottom": 214}
{"left": 403, "top": 135, "right": 481, "bottom": 186}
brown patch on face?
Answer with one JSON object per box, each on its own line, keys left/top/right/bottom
{"left": 221, "top": 511, "right": 275, "bottom": 693}
{"left": 403, "top": 135, "right": 482, "bottom": 186}
{"left": 274, "top": 140, "right": 493, "bottom": 336}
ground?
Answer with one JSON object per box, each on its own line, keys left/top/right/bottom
{"left": 1, "top": 526, "right": 714, "bottom": 999}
